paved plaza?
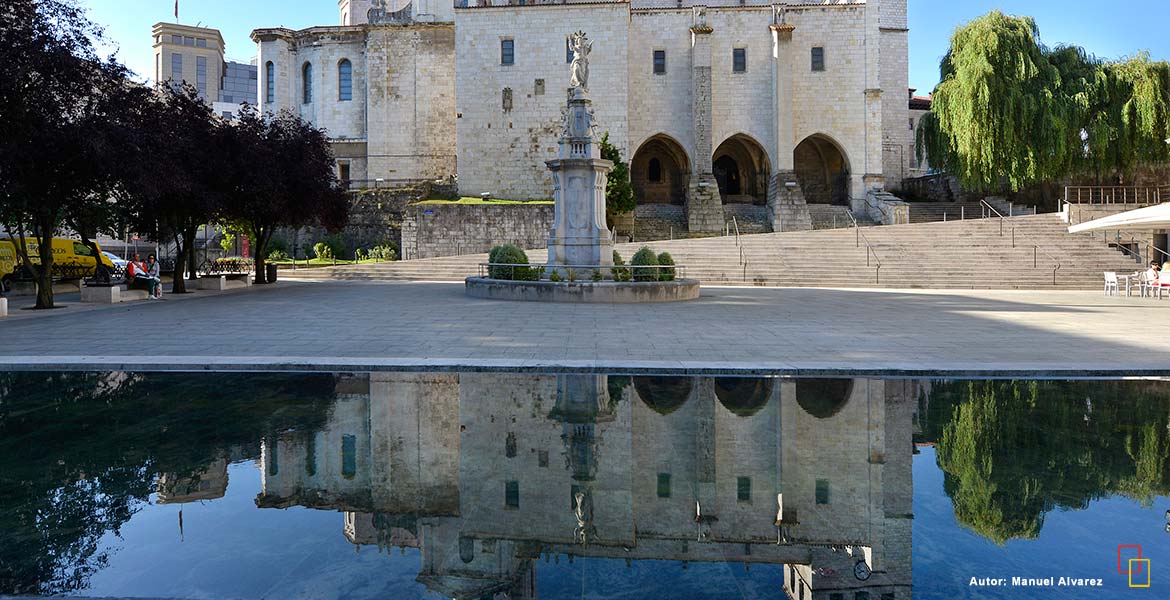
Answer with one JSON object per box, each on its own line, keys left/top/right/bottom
{"left": 1, "top": 281, "right": 1168, "bottom": 376}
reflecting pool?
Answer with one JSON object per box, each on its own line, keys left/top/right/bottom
{"left": 0, "top": 373, "right": 1167, "bottom": 599}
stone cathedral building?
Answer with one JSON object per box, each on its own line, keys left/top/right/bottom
{"left": 252, "top": 0, "right": 910, "bottom": 232}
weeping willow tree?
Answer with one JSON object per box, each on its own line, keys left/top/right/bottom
{"left": 918, "top": 11, "right": 1170, "bottom": 191}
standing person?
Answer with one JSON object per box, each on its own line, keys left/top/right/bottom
{"left": 146, "top": 254, "right": 163, "bottom": 299}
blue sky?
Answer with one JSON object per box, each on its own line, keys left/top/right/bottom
{"left": 83, "top": 0, "right": 1170, "bottom": 93}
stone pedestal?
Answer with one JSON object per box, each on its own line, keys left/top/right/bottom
{"left": 200, "top": 275, "right": 228, "bottom": 291}
{"left": 767, "top": 170, "right": 812, "bottom": 232}
{"left": 0, "top": 297, "right": 7, "bottom": 317}
{"left": 80, "top": 285, "right": 120, "bottom": 304}
{"left": 686, "top": 174, "right": 724, "bottom": 233}
{"left": 546, "top": 87, "right": 614, "bottom": 274}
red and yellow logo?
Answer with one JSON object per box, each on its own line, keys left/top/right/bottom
{"left": 1118, "top": 544, "right": 1151, "bottom": 588}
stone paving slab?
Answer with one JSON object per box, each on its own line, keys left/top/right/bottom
{"left": 1, "top": 281, "right": 1168, "bottom": 376}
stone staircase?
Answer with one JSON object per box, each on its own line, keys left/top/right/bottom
{"left": 906, "top": 201, "right": 990, "bottom": 224}
{"left": 806, "top": 204, "right": 877, "bottom": 229}
{"left": 287, "top": 214, "right": 1139, "bottom": 289}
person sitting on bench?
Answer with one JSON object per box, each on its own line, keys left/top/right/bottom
{"left": 126, "top": 253, "right": 156, "bottom": 296}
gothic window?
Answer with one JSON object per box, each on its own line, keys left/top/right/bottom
{"left": 501, "top": 39, "right": 514, "bottom": 65}
{"left": 265, "top": 61, "right": 274, "bottom": 103}
{"left": 338, "top": 59, "right": 353, "bottom": 101}
{"left": 648, "top": 157, "right": 663, "bottom": 183}
{"left": 653, "top": 49, "right": 666, "bottom": 74}
{"left": 815, "top": 478, "right": 830, "bottom": 504}
{"left": 737, "top": 476, "right": 751, "bottom": 502}
{"left": 733, "top": 47, "right": 746, "bottom": 73}
{"left": 505, "top": 481, "right": 520, "bottom": 508}
{"left": 302, "top": 62, "right": 313, "bottom": 103}
{"left": 811, "top": 46, "right": 825, "bottom": 72}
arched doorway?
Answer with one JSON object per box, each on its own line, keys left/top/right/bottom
{"left": 794, "top": 135, "right": 850, "bottom": 205}
{"left": 713, "top": 134, "right": 770, "bottom": 204}
{"left": 633, "top": 376, "right": 694, "bottom": 415}
{"left": 794, "top": 378, "right": 854, "bottom": 418}
{"left": 714, "top": 377, "right": 774, "bottom": 417}
{"left": 631, "top": 135, "right": 690, "bottom": 206}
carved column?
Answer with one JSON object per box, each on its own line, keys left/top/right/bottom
{"left": 685, "top": 11, "right": 724, "bottom": 233}
{"left": 767, "top": 15, "right": 811, "bottom": 232}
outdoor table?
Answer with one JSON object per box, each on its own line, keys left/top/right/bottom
{"left": 1119, "top": 273, "right": 1140, "bottom": 297}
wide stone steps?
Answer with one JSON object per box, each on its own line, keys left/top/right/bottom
{"left": 906, "top": 201, "right": 993, "bottom": 223}
{"left": 286, "top": 214, "right": 1137, "bottom": 289}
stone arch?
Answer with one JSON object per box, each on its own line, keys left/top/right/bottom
{"left": 794, "top": 134, "right": 851, "bottom": 205}
{"left": 633, "top": 376, "right": 694, "bottom": 415}
{"left": 631, "top": 134, "right": 690, "bottom": 206}
{"left": 794, "top": 378, "right": 854, "bottom": 419}
{"left": 714, "top": 377, "right": 774, "bottom": 417}
{"left": 713, "top": 134, "right": 771, "bottom": 205}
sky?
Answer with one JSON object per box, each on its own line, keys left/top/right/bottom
{"left": 82, "top": 0, "right": 1170, "bottom": 93}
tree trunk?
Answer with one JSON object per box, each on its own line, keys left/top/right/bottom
{"left": 34, "top": 231, "right": 54, "bottom": 309}
{"left": 253, "top": 228, "right": 269, "bottom": 284}
{"left": 171, "top": 225, "right": 189, "bottom": 294}
{"left": 186, "top": 224, "right": 199, "bottom": 282}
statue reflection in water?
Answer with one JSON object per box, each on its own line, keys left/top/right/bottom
{"left": 254, "top": 373, "right": 919, "bottom": 600}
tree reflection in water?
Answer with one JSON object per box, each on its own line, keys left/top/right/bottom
{"left": 922, "top": 380, "right": 1170, "bottom": 544}
{"left": 0, "top": 372, "right": 336, "bottom": 595}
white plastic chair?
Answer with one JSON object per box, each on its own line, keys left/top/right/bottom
{"left": 1159, "top": 271, "right": 1170, "bottom": 299}
{"left": 1104, "top": 272, "right": 1118, "bottom": 296}
{"left": 1139, "top": 270, "right": 1158, "bottom": 298}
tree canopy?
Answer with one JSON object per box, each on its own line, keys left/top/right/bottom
{"left": 600, "top": 133, "right": 636, "bottom": 223}
{"left": 917, "top": 10, "right": 1170, "bottom": 191}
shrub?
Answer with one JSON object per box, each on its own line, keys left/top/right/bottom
{"left": 657, "top": 251, "right": 676, "bottom": 281}
{"left": 268, "top": 249, "right": 289, "bottom": 261}
{"left": 631, "top": 246, "right": 659, "bottom": 282}
{"left": 549, "top": 270, "right": 563, "bottom": 282}
{"left": 267, "top": 238, "right": 291, "bottom": 257}
{"left": 488, "top": 244, "right": 535, "bottom": 280}
{"left": 369, "top": 244, "right": 397, "bottom": 261}
{"left": 591, "top": 269, "right": 603, "bottom": 282}
{"left": 313, "top": 242, "right": 333, "bottom": 260}
{"left": 322, "top": 233, "right": 347, "bottom": 259}
{"left": 612, "top": 250, "right": 630, "bottom": 282}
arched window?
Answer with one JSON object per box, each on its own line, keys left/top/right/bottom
{"left": 265, "top": 61, "right": 274, "bottom": 103}
{"left": 648, "top": 157, "right": 663, "bottom": 183}
{"left": 338, "top": 59, "right": 352, "bottom": 101}
{"left": 302, "top": 62, "right": 313, "bottom": 104}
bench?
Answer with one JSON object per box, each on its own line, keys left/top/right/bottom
{"left": 199, "top": 258, "right": 255, "bottom": 290}
{"left": 80, "top": 283, "right": 151, "bottom": 304}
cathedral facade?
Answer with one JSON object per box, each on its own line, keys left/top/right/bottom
{"left": 252, "top": 0, "right": 910, "bottom": 232}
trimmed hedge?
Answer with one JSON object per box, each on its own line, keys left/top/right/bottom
{"left": 612, "top": 250, "right": 630, "bottom": 282}
{"left": 657, "top": 251, "right": 676, "bottom": 281}
{"left": 631, "top": 246, "right": 659, "bottom": 282}
{"left": 488, "top": 244, "right": 538, "bottom": 280}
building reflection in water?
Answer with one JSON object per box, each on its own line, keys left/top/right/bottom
{"left": 254, "top": 373, "right": 920, "bottom": 600}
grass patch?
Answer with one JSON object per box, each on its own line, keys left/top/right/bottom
{"left": 415, "top": 196, "right": 553, "bottom": 206}
{"left": 270, "top": 258, "right": 394, "bottom": 268}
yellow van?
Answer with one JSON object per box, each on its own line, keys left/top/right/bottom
{"left": 0, "top": 238, "right": 116, "bottom": 290}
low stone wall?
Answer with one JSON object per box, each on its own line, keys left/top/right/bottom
{"left": 465, "top": 277, "right": 701, "bottom": 303}
{"left": 401, "top": 203, "right": 555, "bottom": 260}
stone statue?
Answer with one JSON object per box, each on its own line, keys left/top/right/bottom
{"left": 568, "top": 30, "right": 591, "bottom": 91}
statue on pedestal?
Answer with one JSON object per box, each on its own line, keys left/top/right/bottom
{"left": 568, "top": 30, "right": 591, "bottom": 91}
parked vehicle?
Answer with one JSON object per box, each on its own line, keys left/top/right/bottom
{"left": 0, "top": 238, "right": 116, "bottom": 291}
{"left": 102, "top": 251, "right": 129, "bottom": 271}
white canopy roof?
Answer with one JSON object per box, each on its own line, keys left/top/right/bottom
{"left": 1067, "top": 202, "right": 1170, "bottom": 233}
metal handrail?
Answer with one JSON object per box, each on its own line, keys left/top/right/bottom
{"left": 729, "top": 216, "right": 748, "bottom": 281}
{"left": 844, "top": 209, "right": 882, "bottom": 284}
{"left": 1063, "top": 185, "right": 1169, "bottom": 206}
{"left": 979, "top": 199, "right": 1062, "bottom": 285}
{"left": 1094, "top": 231, "right": 1170, "bottom": 267}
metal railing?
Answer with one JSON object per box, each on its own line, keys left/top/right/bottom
{"left": 478, "top": 262, "right": 685, "bottom": 281}
{"left": 1084, "top": 230, "right": 1170, "bottom": 268}
{"left": 1063, "top": 186, "right": 1169, "bottom": 206}
{"left": 728, "top": 216, "right": 749, "bottom": 282}
{"left": 198, "top": 257, "right": 255, "bottom": 276}
{"left": 979, "top": 199, "right": 1061, "bottom": 285}
{"left": 844, "top": 210, "right": 882, "bottom": 284}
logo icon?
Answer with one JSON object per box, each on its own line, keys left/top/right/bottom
{"left": 1118, "top": 544, "right": 1151, "bottom": 589}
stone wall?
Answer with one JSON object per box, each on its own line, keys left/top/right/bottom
{"left": 401, "top": 202, "right": 555, "bottom": 260}
{"left": 455, "top": 4, "right": 631, "bottom": 201}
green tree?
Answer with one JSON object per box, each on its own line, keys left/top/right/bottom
{"left": 600, "top": 132, "right": 635, "bottom": 223}
{"left": 917, "top": 11, "right": 1170, "bottom": 191}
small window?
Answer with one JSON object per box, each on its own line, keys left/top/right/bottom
{"left": 196, "top": 38, "right": 207, "bottom": 48}
{"left": 566, "top": 37, "right": 573, "bottom": 64}
{"left": 909, "top": 117, "right": 915, "bottom": 130}
{"left": 733, "top": 48, "right": 746, "bottom": 73}
{"left": 267, "top": 444, "right": 278, "bottom": 476}
{"left": 653, "top": 49, "right": 666, "bottom": 74}
{"left": 501, "top": 39, "right": 514, "bottom": 65}
{"left": 648, "top": 157, "right": 662, "bottom": 183}
{"left": 341, "top": 434, "right": 356, "bottom": 479}
{"left": 171, "top": 53, "right": 183, "bottom": 81}
{"left": 183, "top": 36, "right": 194, "bottom": 46}
{"left": 656, "top": 472, "right": 671, "bottom": 498}
{"left": 534, "top": 78, "right": 545, "bottom": 95}
{"left": 302, "top": 62, "right": 313, "bottom": 103}
{"left": 538, "top": 450, "right": 549, "bottom": 467}
{"left": 171, "top": 35, "right": 182, "bottom": 44}
{"left": 338, "top": 162, "right": 351, "bottom": 183}
{"left": 502, "top": 87, "right": 513, "bottom": 111}
{"left": 811, "top": 47, "right": 825, "bottom": 72}
{"left": 265, "top": 61, "right": 275, "bottom": 103}
{"left": 505, "top": 480, "right": 520, "bottom": 508}
{"left": 737, "top": 476, "right": 751, "bottom": 502}
{"left": 221, "top": 111, "right": 233, "bottom": 119}
{"left": 815, "top": 479, "right": 830, "bottom": 504}
{"left": 338, "top": 59, "right": 353, "bottom": 101}
{"left": 505, "top": 432, "right": 517, "bottom": 457}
